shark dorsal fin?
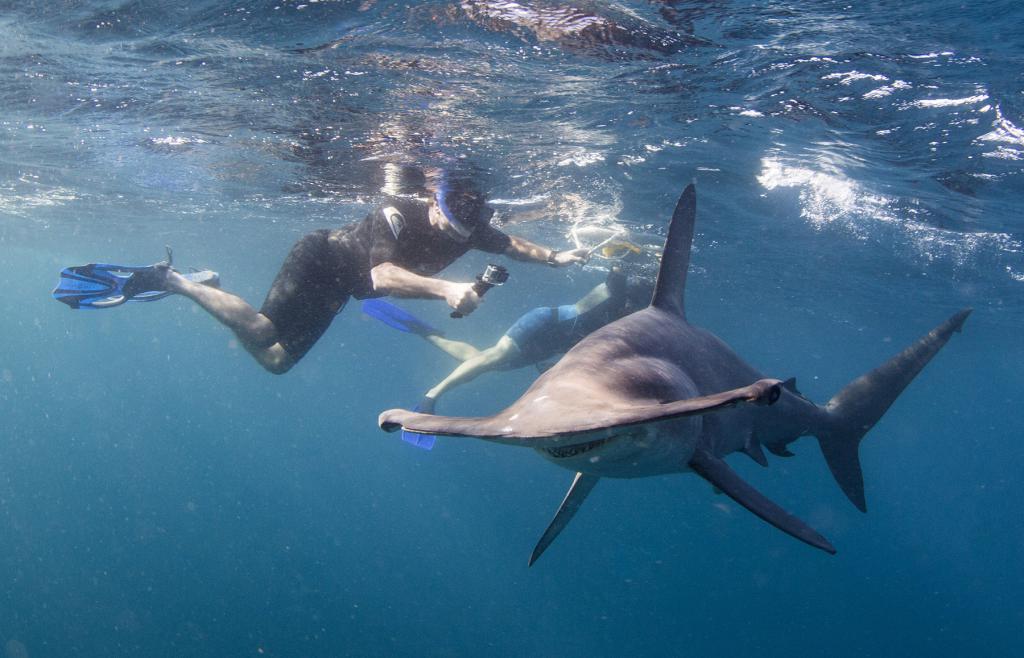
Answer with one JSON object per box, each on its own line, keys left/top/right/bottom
{"left": 651, "top": 183, "right": 697, "bottom": 318}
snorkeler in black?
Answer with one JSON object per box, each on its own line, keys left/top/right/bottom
{"left": 162, "top": 181, "right": 589, "bottom": 373}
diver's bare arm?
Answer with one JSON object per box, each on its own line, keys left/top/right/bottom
{"left": 371, "top": 262, "right": 446, "bottom": 298}
{"left": 503, "top": 235, "right": 590, "bottom": 266}
{"left": 370, "top": 262, "right": 479, "bottom": 314}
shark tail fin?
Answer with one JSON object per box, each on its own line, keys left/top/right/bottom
{"left": 815, "top": 309, "right": 971, "bottom": 512}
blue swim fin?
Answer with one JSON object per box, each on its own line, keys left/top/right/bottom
{"left": 361, "top": 298, "right": 442, "bottom": 337}
{"left": 53, "top": 254, "right": 219, "bottom": 310}
{"left": 53, "top": 262, "right": 157, "bottom": 309}
{"left": 401, "top": 397, "right": 437, "bottom": 450}
{"left": 402, "top": 431, "right": 437, "bottom": 450}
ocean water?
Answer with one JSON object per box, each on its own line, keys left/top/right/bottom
{"left": 1, "top": 1, "right": 1022, "bottom": 656}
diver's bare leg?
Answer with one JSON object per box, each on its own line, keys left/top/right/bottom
{"left": 424, "top": 335, "right": 482, "bottom": 361}
{"left": 166, "top": 271, "right": 294, "bottom": 374}
{"left": 424, "top": 336, "right": 519, "bottom": 405}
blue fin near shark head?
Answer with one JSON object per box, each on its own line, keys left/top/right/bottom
{"left": 361, "top": 298, "right": 442, "bottom": 337}
{"left": 401, "top": 431, "right": 437, "bottom": 450}
{"left": 401, "top": 397, "right": 438, "bottom": 450}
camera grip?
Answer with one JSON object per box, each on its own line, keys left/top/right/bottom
{"left": 450, "top": 280, "right": 493, "bottom": 319}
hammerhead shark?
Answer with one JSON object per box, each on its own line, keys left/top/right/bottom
{"left": 379, "top": 184, "right": 970, "bottom": 565}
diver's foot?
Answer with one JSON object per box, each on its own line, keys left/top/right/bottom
{"left": 415, "top": 395, "right": 437, "bottom": 415}
{"left": 122, "top": 262, "right": 172, "bottom": 298}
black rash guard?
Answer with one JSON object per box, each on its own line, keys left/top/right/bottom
{"left": 260, "top": 196, "right": 511, "bottom": 362}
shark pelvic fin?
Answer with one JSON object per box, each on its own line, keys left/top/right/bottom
{"left": 743, "top": 435, "right": 769, "bottom": 467}
{"left": 529, "top": 472, "right": 600, "bottom": 567}
{"left": 650, "top": 183, "right": 696, "bottom": 318}
{"left": 689, "top": 448, "right": 836, "bottom": 554}
{"left": 816, "top": 308, "right": 971, "bottom": 512}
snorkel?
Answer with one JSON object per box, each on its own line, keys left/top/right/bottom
{"left": 434, "top": 176, "right": 476, "bottom": 241}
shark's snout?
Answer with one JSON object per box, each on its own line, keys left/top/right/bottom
{"left": 378, "top": 410, "right": 405, "bottom": 433}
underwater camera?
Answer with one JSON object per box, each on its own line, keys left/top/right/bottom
{"left": 451, "top": 264, "right": 509, "bottom": 318}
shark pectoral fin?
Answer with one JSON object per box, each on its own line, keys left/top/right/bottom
{"left": 529, "top": 472, "right": 600, "bottom": 567}
{"left": 688, "top": 449, "right": 836, "bottom": 555}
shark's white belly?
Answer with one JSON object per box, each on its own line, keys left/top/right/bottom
{"left": 533, "top": 416, "right": 703, "bottom": 478}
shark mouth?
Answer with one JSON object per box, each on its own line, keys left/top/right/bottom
{"left": 543, "top": 437, "right": 613, "bottom": 459}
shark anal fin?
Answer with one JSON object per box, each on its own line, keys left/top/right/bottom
{"left": 529, "top": 472, "right": 600, "bottom": 567}
{"left": 689, "top": 449, "right": 836, "bottom": 555}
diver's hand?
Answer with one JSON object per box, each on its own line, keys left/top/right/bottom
{"left": 444, "top": 281, "right": 481, "bottom": 316}
{"left": 552, "top": 247, "right": 590, "bottom": 266}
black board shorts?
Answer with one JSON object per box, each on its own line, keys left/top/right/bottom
{"left": 259, "top": 229, "right": 355, "bottom": 362}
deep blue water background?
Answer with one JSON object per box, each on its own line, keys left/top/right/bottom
{"left": 1, "top": 1, "right": 1022, "bottom": 656}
